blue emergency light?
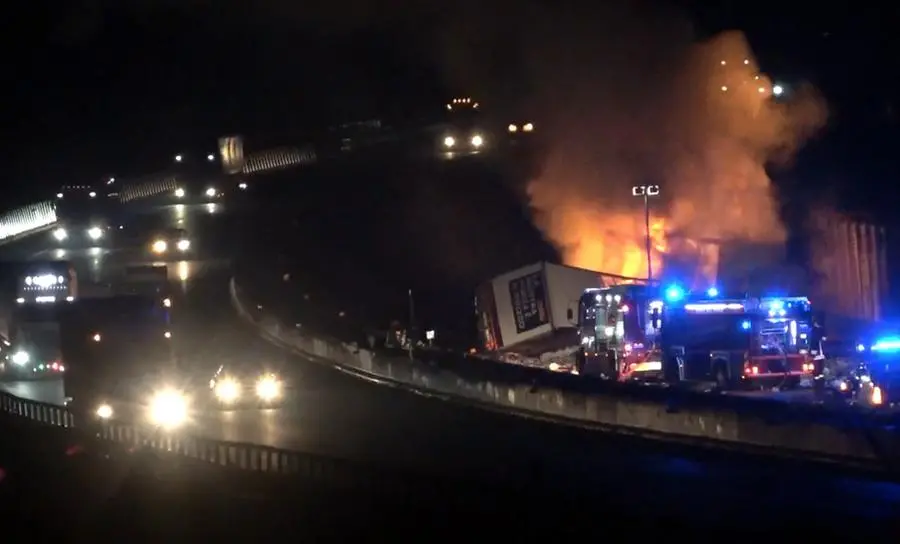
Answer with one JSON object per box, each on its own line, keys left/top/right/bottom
{"left": 871, "top": 337, "right": 900, "bottom": 353}
{"left": 706, "top": 286, "right": 719, "bottom": 297}
{"left": 664, "top": 285, "right": 684, "bottom": 302}
{"left": 740, "top": 320, "right": 751, "bottom": 331}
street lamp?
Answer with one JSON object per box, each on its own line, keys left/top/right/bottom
{"left": 175, "top": 154, "right": 183, "bottom": 162}
{"left": 207, "top": 153, "right": 215, "bottom": 161}
{"left": 631, "top": 184, "right": 660, "bottom": 281}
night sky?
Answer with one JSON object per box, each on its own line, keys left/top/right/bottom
{"left": 7, "top": 1, "right": 899, "bottom": 217}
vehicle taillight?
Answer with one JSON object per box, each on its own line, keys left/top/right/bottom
{"left": 872, "top": 386, "right": 884, "bottom": 406}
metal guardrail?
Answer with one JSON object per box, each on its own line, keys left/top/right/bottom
{"left": 0, "top": 145, "right": 318, "bottom": 243}
{"left": 0, "top": 200, "right": 58, "bottom": 242}
{"left": 242, "top": 147, "right": 316, "bottom": 175}
{"left": 0, "top": 389, "right": 398, "bottom": 487}
{"left": 230, "top": 276, "right": 900, "bottom": 470}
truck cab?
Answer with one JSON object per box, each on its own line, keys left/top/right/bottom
{"left": 61, "top": 293, "right": 177, "bottom": 427}
{"left": 15, "top": 262, "right": 78, "bottom": 305}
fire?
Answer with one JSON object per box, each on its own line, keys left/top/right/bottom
{"left": 534, "top": 199, "right": 668, "bottom": 279}
{"left": 522, "top": 30, "right": 826, "bottom": 286}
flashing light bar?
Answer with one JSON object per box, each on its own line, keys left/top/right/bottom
{"left": 706, "top": 287, "right": 719, "bottom": 297}
{"left": 871, "top": 337, "right": 900, "bottom": 353}
{"left": 684, "top": 302, "right": 744, "bottom": 313}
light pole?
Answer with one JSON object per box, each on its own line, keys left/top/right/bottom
{"left": 408, "top": 288, "right": 415, "bottom": 360}
{"left": 631, "top": 184, "right": 660, "bottom": 282}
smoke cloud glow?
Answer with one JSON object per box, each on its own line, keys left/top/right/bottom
{"left": 491, "top": 7, "right": 830, "bottom": 282}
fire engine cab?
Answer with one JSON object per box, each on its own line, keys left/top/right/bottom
{"left": 659, "top": 289, "right": 814, "bottom": 390}
{"left": 575, "top": 284, "right": 662, "bottom": 378}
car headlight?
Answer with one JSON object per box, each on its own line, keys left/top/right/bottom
{"left": 205, "top": 187, "right": 216, "bottom": 197}
{"left": 523, "top": 122, "right": 534, "bottom": 132}
{"left": 174, "top": 188, "right": 185, "bottom": 198}
{"left": 508, "top": 124, "right": 518, "bottom": 133}
{"left": 152, "top": 239, "right": 168, "bottom": 253}
{"left": 255, "top": 375, "right": 282, "bottom": 401}
{"left": 148, "top": 389, "right": 188, "bottom": 429}
{"left": 96, "top": 403, "right": 113, "bottom": 419}
{"left": 176, "top": 239, "right": 190, "bottom": 251}
{"left": 53, "top": 227, "right": 67, "bottom": 241}
{"left": 214, "top": 378, "right": 241, "bottom": 403}
{"left": 11, "top": 351, "right": 29, "bottom": 366}
{"left": 471, "top": 134, "right": 484, "bottom": 147}
{"left": 443, "top": 136, "right": 455, "bottom": 148}
{"left": 87, "top": 227, "right": 103, "bottom": 240}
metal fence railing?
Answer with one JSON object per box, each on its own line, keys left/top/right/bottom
{"left": 0, "top": 200, "right": 58, "bottom": 242}
{"left": 242, "top": 147, "right": 316, "bottom": 175}
{"left": 0, "top": 145, "right": 318, "bottom": 245}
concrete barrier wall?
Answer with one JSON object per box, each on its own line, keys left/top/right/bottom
{"left": 231, "top": 277, "right": 900, "bottom": 469}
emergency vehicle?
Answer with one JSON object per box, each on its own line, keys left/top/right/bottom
{"left": 659, "top": 288, "right": 815, "bottom": 390}
{"left": 575, "top": 284, "right": 662, "bottom": 378}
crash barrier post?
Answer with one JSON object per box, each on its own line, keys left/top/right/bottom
{"left": 230, "top": 276, "right": 900, "bottom": 471}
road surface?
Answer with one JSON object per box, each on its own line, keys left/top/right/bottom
{"left": 0, "top": 194, "right": 899, "bottom": 522}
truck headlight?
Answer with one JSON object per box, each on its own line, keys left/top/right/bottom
{"left": 151, "top": 240, "right": 168, "bottom": 253}
{"left": 176, "top": 239, "right": 190, "bottom": 251}
{"left": 443, "top": 136, "right": 455, "bottom": 148}
{"left": 174, "top": 188, "right": 185, "bottom": 198}
{"left": 53, "top": 227, "right": 68, "bottom": 241}
{"left": 470, "top": 134, "right": 484, "bottom": 147}
{"left": 255, "top": 375, "right": 282, "bottom": 401}
{"left": 11, "top": 351, "right": 29, "bottom": 366}
{"left": 148, "top": 389, "right": 188, "bottom": 429}
{"left": 205, "top": 187, "right": 217, "bottom": 197}
{"left": 87, "top": 227, "right": 103, "bottom": 240}
{"left": 214, "top": 378, "right": 241, "bottom": 403}
{"left": 96, "top": 404, "right": 113, "bottom": 419}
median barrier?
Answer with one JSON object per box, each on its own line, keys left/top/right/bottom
{"left": 0, "top": 387, "right": 539, "bottom": 499}
{"left": 231, "top": 276, "right": 900, "bottom": 470}
{"left": 0, "top": 388, "right": 404, "bottom": 490}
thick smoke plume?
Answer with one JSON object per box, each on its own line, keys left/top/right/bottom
{"left": 525, "top": 19, "right": 827, "bottom": 279}
{"left": 434, "top": 2, "right": 828, "bottom": 281}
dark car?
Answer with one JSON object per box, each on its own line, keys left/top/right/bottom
{"left": 206, "top": 363, "right": 287, "bottom": 409}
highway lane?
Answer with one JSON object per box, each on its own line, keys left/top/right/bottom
{"left": 1, "top": 197, "right": 900, "bottom": 521}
